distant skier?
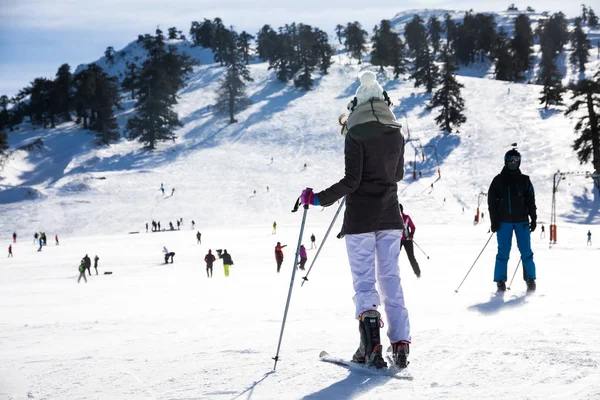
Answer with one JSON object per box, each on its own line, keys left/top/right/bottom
{"left": 196, "top": 231, "right": 202, "bottom": 245}
{"left": 267, "top": 186, "right": 269, "bottom": 192}
{"left": 77, "top": 260, "right": 87, "bottom": 283}
{"left": 540, "top": 224, "right": 546, "bottom": 239}
{"left": 298, "top": 245, "right": 307, "bottom": 270}
{"left": 171, "top": 188, "right": 175, "bottom": 196}
{"left": 163, "top": 246, "right": 175, "bottom": 264}
{"left": 12, "top": 232, "right": 17, "bottom": 243}
{"left": 37, "top": 237, "right": 43, "bottom": 252}
{"left": 169, "top": 222, "right": 174, "bottom": 231}
{"left": 94, "top": 255, "right": 99, "bottom": 275}
{"left": 272, "top": 221, "right": 277, "bottom": 235}
{"left": 8, "top": 244, "right": 13, "bottom": 257}
{"left": 399, "top": 204, "right": 421, "bottom": 278}
{"left": 310, "top": 233, "right": 316, "bottom": 249}
{"left": 177, "top": 220, "right": 180, "bottom": 230}
{"left": 83, "top": 254, "right": 92, "bottom": 276}
{"left": 218, "top": 249, "right": 233, "bottom": 277}
{"left": 152, "top": 221, "right": 157, "bottom": 232}
{"left": 587, "top": 230, "right": 592, "bottom": 246}
{"left": 488, "top": 149, "right": 537, "bottom": 292}
{"left": 146, "top": 223, "right": 149, "bottom": 233}
{"left": 204, "top": 249, "right": 216, "bottom": 278}
{"left": 55, "top": 235, "right": 59, "bottom": 245}
{"left": 160, "top": 183, "right": 165, "bottom": 195}
{"left": 275, "top": 242, "right": 287, "bottom": 273}
{"left": 191, "top": 220, "right": 195, "bottom": 229}
{"left": 481, "top": 212, "right": 485, "bottom": 220}
{"left": 34, "top": 232, "right": 39, "bottom": 244}
{"left": 157, "top": 221, "right": 161, "bottom": 231}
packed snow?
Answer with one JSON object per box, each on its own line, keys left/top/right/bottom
{"left": 1, "top": 9, "right": 599, "bottom": 400}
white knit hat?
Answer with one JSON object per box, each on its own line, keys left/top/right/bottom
{"left": 355, "top": 71, "right": 384, "bottom": 106}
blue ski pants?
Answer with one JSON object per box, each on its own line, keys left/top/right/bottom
{"left": 494, "top": 222, "right": 536, "bottom": 282}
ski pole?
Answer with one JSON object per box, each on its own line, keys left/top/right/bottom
{"left": 454, "top": 233, "right": 494, "bottom": 293}
{"left": 507, "top": 258, "right": 522, "bottom": 290}
{"left": 301, "top": 197, "right": 345, "bottom": 287}
{"left": 272, "top": 197, "right": 310, "bottom": 371}
{"left": 412, "top": 240, "right": 430, "bottom": 259}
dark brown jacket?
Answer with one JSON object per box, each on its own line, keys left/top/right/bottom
{"left": 317, "top": 119, "right": 405, "bottom": 235}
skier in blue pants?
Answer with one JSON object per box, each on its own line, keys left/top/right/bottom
{"left": 488, "top": 148, "right": 537, "bottom": 292}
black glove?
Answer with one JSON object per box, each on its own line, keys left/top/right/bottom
{"left": 530, "top": 220, "right": 536, "bottom": 232}
{"left": 491, "top": 221, "right": 499, "bottom": 233}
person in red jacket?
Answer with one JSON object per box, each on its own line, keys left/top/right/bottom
{"left": 204, "top": 250, "right": 216, "bottom": 278}
{"left": 275, "top": 242, "right": 287, "bottom": 273}
{"left": 8, "top": 244, "right": 13, "bottom": 257}
{"left": 400, "top": 204, "right": 421, "bottom": 278}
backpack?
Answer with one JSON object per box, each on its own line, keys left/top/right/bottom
{"left": 78, "top": 263, "right": 84, "bottom": 273}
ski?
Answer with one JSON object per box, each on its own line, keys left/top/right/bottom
{"left": 319, "top": 351, "right": 412, "bottom": 381}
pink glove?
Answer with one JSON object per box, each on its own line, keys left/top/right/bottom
{"left": 300, "top": 188, "right": 320, "bottom": 206}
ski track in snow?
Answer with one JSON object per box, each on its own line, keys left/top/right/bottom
{"left": 1, "top": 9, "right": 600, "bottom": 400}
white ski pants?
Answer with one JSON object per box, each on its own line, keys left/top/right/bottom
{"left": 345, "top": 230, "right": 411, "bottom": 343}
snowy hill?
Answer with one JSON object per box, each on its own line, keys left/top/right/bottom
{"left": 1, "top": 10, "right": 600, "bottom": 399}
{"left": 1, "top": 9, "right": 599, "bottom": 237}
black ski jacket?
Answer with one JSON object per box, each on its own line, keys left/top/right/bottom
{"left": 220, "top": 252, "right": 233, "bottom": 265}
{"left": 204, "top": 253, "right": 216, "bottom": 267}
{"left": 488, "top": 167, "right": 537, "bottom": 225}
{"left": 317, "top": 121, "right": 405, "bottom": 236}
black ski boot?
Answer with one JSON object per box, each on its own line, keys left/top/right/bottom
{"left": 526, "top": 279, "right": 536, "bottom": 292}
{"left": 497, "top": 281, "right": 506, "bottom": 292}
{"left": 351, "top": 310, "right": 387, "bottom": 369}
{"left": 391, "top": 341, "right": 410, "bottom": 369}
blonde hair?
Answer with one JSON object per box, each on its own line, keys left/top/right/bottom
{"left": 338, "top": 113, "right": 348, "bottom": 136}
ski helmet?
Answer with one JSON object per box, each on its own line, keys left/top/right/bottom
{"left": 504, "top": 149, "right": 521, "bottom": 171}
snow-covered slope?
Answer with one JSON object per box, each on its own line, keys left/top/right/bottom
{"left": 1, "top": 8, "right": 600, "bottom": 400}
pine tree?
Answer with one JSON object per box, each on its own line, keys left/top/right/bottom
{"left": 105, "top": 47, "right": 115, "bottom": 65}
{"left": 536, "top": 12, "right": 569, "bottom": 56}
{"left": 126, "top": 29, "right": 195, "bottom": 149}
{"left": 237, "top": 31, "right": 255, "bottom": 65}
{"left": 565, "top": 70, "right": 600, "bottom": 185}
{"left": 493, "top": 27, "right": 514, "bottom": 81}
{"left": 189, "top": 19, "right": 214, "bottom": 48}
{"left": 212, "top": 19, "right": 231, "bottom": 66}
{"left": 581, "top": 4, "right": 588, "bottom": 23}
{"left": 268, "top": 26, "right": 296, "bottom": 82}
{"left": 475, "top": 13, "right": 497, "bottom": 62}
{"left": 570, "top": 17, "right": 592, "bottom": 73}
{"left": 428, "top": 16, "right": 442, "bottom": 55}
{"left": 345, "top": 22, "right": 368, "bottom": 64}
{"left": 410, "top": 43, "right": 439, "bottom": 93}
{"left": 22, "top": 78, "right": 57, "bottom": 128}
{"left": 0, "top": 130, "right": 7, "bottom": 154}
{"left": 215, "top": 38, "right": 253, "bottom": 123}
{"left": 404, "top": 15, "right": 427, "bottom": 55}
{"left": 589, "top": 8, "right": 599, "bottom": 28}
{"left": 455, "top": 12, "right": 477, "bottom": 64}
{"left": 335, "top": 24, "right": 345, "bottom": 45}
{"left": 511, "top": 14, "right": 534, "bottom": 81}
{"left": 315, "top": 29, "right": 334, "bottom": 74}
{"left": 72, "top": 64, "right": 121, "bottom": 143}
{"left": 54, "top": 63, "right": 72, "bottom": 121}
{"left": 256, "top": 25, "right": 278, "bottom": 62}
{"left": 537, "top": 51, "right": 565, "bottom": 109}
{"left": 168, "top": 27, "right": 178, "bottom": 40}
{"left": 294, "top": 24, "right": 317, "bottom": 90}
{"left": 426, "top": 48, "right": 466, "bottom": 133}
{"left": 443, "top": 13, "right": 458, "bottom": 53}
{"left": 122, "top": 62, "right": 139, "bottom": 100}
{"left": 371, "top": 20, "right": 397, "bottom": 71}
{"left": 390, "top": 35, "right": 407, "bottom": 78}
{"left": 0, "top": 95, "right": 9, "bottom": 130}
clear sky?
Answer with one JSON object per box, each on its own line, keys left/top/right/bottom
{"left": 0, "top": 0, "right": 585, "bottom": 97}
